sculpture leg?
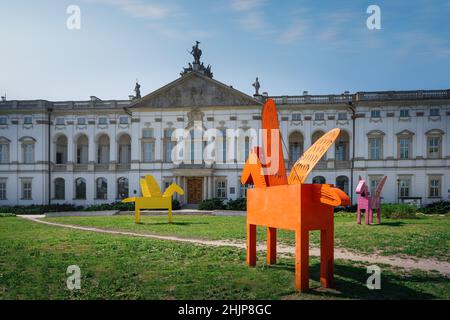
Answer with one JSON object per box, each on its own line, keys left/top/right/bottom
{"left": 357, "top": 207, "right": 361, "bottom": 224}
{"left": 377, "top": 207, "right": 381, "bottom": 224}
{"left": 365, "top": 208, "right": 369, "bottom": 225}
{"left": 247, "top": 224, "right": 257, "bottom": 267}
{"left": 370, "top": 207, "right": 374, "bottom": 224}
{"left": 267, "top": 227, "right": 277, "bottom": 265}
{"left": 168, "top": 202, "right": 173, "bottom": 224}
{"left": 135, "top": 206, "right": 140, "bottom": 224}
{"left": 295, "top": 228, "right": 309, "bottom": 292}
{"left": 320, "top": 228, "right": 334, "bottom": 288}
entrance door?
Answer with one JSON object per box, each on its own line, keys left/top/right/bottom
{"left": 187, "top": 177, "right": 203, "bottom": 204}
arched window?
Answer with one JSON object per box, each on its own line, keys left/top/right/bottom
{"left": 396, "top": 130, "right": 414, "bottom": 160}
{"left": 75, "top": 178, "right": 86, "bottom": 199}
{"left": 0, "top": 137, "right": 10, "bottom": 164}
{"left": 118, "top": 134, "right": 131, "bottom": 164}
{"left": 335, "top": 131, "right": 350, "bottom": 161}
{"left": 97, "top": 134, "right": 110, "bottom": 164}
{"left": 312, "top": 131, "right": 326, "bottom": 161}
{"left": 117, "top": 177, "right": 129, "bottom": 199}
{"left": 54, "top": 178, "right": 65, "bottom": 200}
{"left": 186, "top": 128, "right": 204, "bottom": 163}
{"left": 244, "top": 136, "right": 250, "bottom": 161}
{"left": 288, "top": 131, "right": 304, "bottom": 163}
{"left": 336, "top": 176, "right": 349, "bottom": 194}
{"left": 96, "top": 177, "right": 108, "bottom": 200}
{"left": 55, "top": 135, "right": 68, "bottom": 164}
{"left": 20, "top": 137, "right": 35, "bottom": 164}
{"left": 76, "top": 135, "right": 89, "bottom": 164}
{"left": 312, "top": 176, "right": 326, "bottom": 184}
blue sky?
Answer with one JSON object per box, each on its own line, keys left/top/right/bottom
{"left": 0, "top": 0, "right": 449, "bottom": 101}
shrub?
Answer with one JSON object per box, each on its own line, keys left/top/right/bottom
{"left": 226, "top": 198, "right": 246, "bottom": 211}
{"left": 0, "top": 212, "right": 15, "bottom": 217}
{"left": 381, "top": 203, "right": 418, "bottom": 219}
{"left": 334, "top": 205, "right": 357, "bottom": 213}
{"left": 198, "top": 198, "right": 225, "bottom": 210}
{"left": 421, "top": 201, "right": 450, "bottom": 215}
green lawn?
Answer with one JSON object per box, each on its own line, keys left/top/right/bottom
{"left": 44, "top": 213, "right": 450, "bottom": 261}
{"left": 0, "top": 217, "right": 449, "bottom": 299}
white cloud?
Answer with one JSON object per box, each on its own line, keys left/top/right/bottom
{"left": 238, "top": 11, "right": 273, "bottom": 34}
{"left": 89, "top": 0, "right": 179, "bottom": 19}
{"left": 231, "top": 0, "right": 266, "bottom": 12}
{"left": 393, "top": 32, "right": 450, "bottom": 59}
{"left": 278, "top": 20, "right": 308, "bottom": 44}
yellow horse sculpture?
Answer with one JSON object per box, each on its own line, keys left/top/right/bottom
{"left": 122, "top": 175, "right": 184, "bottom": 224}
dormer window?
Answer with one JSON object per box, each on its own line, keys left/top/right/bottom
{"left": 119, "top": 116, "right": 128, "bottom": 125}
{"left": 400, "top": 109, "right": 410, "bottom": 117}
{"left": 315, "top": 113, "right": 324, "bottom": 121}
{"left": 24, "top": 116, "right": 32, "bottom": 124}
{"left": 370, "top": 110, "right": 381, "bottom": 118}
{"left": 430, "top": 108, "right": 440, "bottom": 117}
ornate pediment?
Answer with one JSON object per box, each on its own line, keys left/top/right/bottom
{"left": 130, "top": 72, "right": 261, "bottom": 109}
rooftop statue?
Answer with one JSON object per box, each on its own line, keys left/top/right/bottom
{"left": 252, "top": 77, "right": 260, "bottom": 96}
{"left": 190, "top": 41, "right": 202, "bottom": 64}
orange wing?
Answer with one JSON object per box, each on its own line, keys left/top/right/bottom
{"left": 288, "top": 128, "right": 341, "bottom": 184}
{"left": 261, "top": 99, "right": 287, "bottom": 186}
{"left": 241, "top": 147, "right": 267, "bottom": 188}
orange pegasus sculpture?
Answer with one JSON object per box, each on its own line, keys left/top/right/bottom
{"left": 241, "top": 99, "right": 350, "bottom": 292}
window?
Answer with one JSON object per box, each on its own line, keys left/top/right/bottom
{"left": 119, "top": 116, "right": 128, "bottom": 125}
{"left": 220, "top": 129, "right": 227, "bottom": 163}
{"left": 118, "top": 134, "right": 131, "bottom": 164}
{"left": 24, "top": 116, "right": 32, "bottom": 124}
{"left": 369, "top": 177, "right": 381, "bottom": 195}
{"left": 21, "top": 140, "right": 35, "bottom": 164}
{"left": 54, "top": 178, "right": 65, "bottom": 200}
{"left": 22, "top": 180, "right": 32, "bottom": 200}
{"left": 398, "top": 178, "right": 410, "bottom": 197}
{"left": 429, "top": 176, "right": 441, "bottom": 198}
{"left": 76, "top": 135, "right": 89, "bottom": 164}
{"left": 96, "top": 178, "right": 108, "bottom": 200}
{"left": 312, "top": 176, "right": 326, "bottom": 184}
{"left": 315, "top": 113, "right": 325, "bottom": 121}
{"left": 289, "top": 132, "right": 304, "bottom": 163}
{"left": 143, "top": 141, "right": 154, "bottom": 162}
{"left": 0, "top": 138, "right": 9, "bottom": 163}
{"left": 55, "top": 135, "right": 68, "bottom": 164}
{"left": 368, "top": 134, "right": 383, "bottom": 160}
{"left": 0, "top": 117, "right": 7, "bottom": 125}
{"left": 164, "top": 129, "right": 175, "bottom": 162}
{"left": 400, "top": 109, "right": 410, "bottom": 117}
{"left": 56, "top": 118, "right": 65, "bottom": 125}
{"left": 335, "top": 131, "right": 349, "bottom": 161}
{"left": 292, "top": 113, "right": 302, "bottom": 121}
{"left": 77, "top": 117, "right": 86, "bottom": 125}
{"left": 142, "top": 129, "right": 153, "bottom": 138}
{"left": 426, "top": 130, "right": 443, "bottom": 159}
{"left": 98, "top": 117, "right": 108, "bottom": 125}
{"left": 244, "top": 136, "right": 250, "bottom": 161}
{"left": 337, "top": 112, "right": 347, "bottom": 121}
{"left": 312, "top": 131, "right": 326, "bottom": 161}
{"left": 117, "top": 177, "right": 129, "bottom": 199}
{"left": 336, "top": 176, "right": 349, "bottom": 194}
{"left": 75, "top": 178, "right": 86, "bottom": 199}
{"left": 370, "top": 110, "right": 381, "bottom": 118}
{"left": 430, "top": 108, "right": 440, "bottom": 117}
{"left": 399, "top": 137, "right": 411, "bottom": 159}
{"left": 97, "top": 134, "right": 110, "bottom": 164}
{"left": 0, "top": 180, "right": 6, "bottom": 200}
{"left": 216, "top": 180, "right": 227, "bottom": 199}
{"left": 239, "top": 180, "right": 250, "bottom": 198}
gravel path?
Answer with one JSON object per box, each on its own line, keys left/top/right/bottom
{"left": 19, "top": 215, "right": 450, "bottom": 277}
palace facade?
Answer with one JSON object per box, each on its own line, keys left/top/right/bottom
{"left": 0, "top": 57, "right": 449, "bottom": 207}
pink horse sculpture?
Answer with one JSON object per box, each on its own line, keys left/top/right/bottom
{"left": 355, "top": 176, "right": 387, "bottom": 225}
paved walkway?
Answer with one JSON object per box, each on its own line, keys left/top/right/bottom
{"left": 19, "top": 215, "right": 450, "bottom": 277}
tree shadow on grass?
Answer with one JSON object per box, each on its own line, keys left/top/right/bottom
{"left": 137, "top": 222, "right": 209, "bottom": 226}
{"left": 374, "top": 221, "right": 406, "bottom": 227}
{"left": 269, "top": 261, "right": 438, "bottom": 299}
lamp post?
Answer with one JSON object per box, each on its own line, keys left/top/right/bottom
{"left": 397, "top": 179, "right": 401, "bottom": 204}
{"left": 347, "top": 101, "right": 356, "bottom": 205}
